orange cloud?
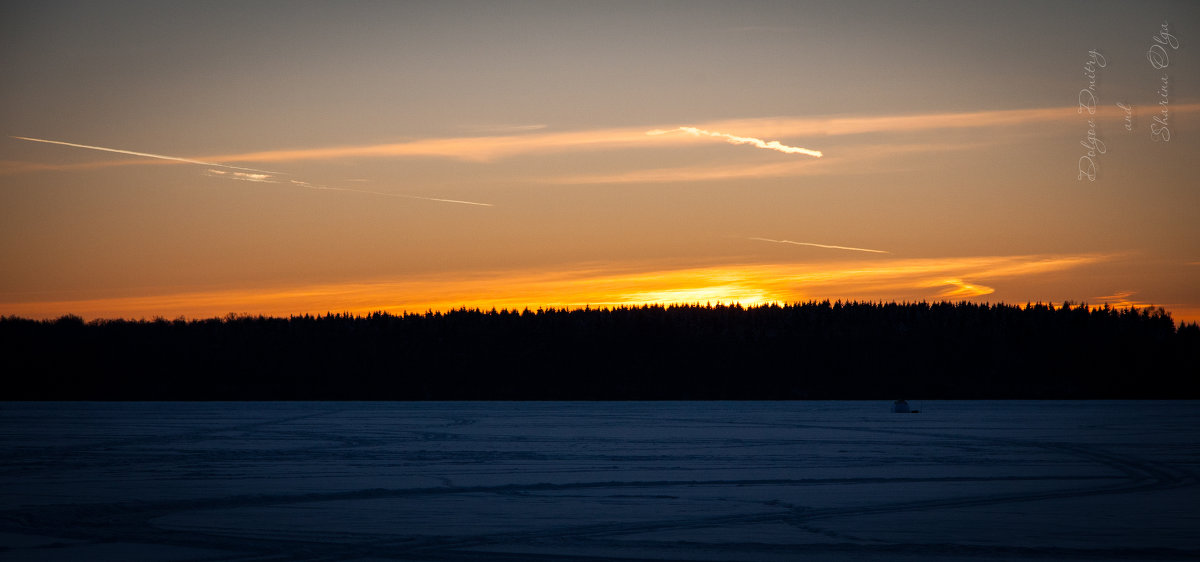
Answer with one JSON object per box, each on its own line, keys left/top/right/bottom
{"left": 1, "top": 253, "right": 1108, "bottom": 320}
{"left": 1092, "top": 290, "right": 1147, "bottom": 308}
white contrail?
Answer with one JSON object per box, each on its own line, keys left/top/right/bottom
{"left": 649, "top": 127, "right": 822, "bottom": 157}
{"left": 13, "top": 135, "right": 493, "bottom": 207}
{"left": 749, "top": 237, "right": 888, "bottom": 254}
{"left": 12, "top": 136, "right": 281, "bottom": 174}
{"left": 290, "top": 180, "right": 494, "bottom": 207}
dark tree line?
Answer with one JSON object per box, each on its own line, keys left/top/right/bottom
{"left": 2, "top": 301, "right": 1197, "bottom": 400}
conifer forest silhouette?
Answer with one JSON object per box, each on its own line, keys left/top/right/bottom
{"left": 3, "top": 301, "right": 1197, "bottom": 400}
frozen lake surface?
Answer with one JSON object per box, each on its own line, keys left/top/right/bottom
{"left": 1, "top": 401, "right": 1198, "bottom": 561}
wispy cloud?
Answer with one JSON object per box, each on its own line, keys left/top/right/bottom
{"left": 749, "top": 237, "right": 888, "bottom": 254}
{"left": 11, "top": 103, "right": 1198, "bottom": 174}
{"left": 725, "top": 25, "right": 797, "bottom": 33}
{"left": 201, "top": 129, "right": 657, "bottom": 164}
{"left": 552, "top": 159, "right": 824, "bottom": 184}
{"left": 195, "top": 103, "right": 1196, "bottom": 165}
{"left": 696, "top": 103, "right": 1200, "bottom": 139}
{"left": 12, "top": 136, "right": 280, "bottom": 174}
{"left": 549, "top": 141, "right": 976, "bottom": 184}
{"left": 467, "top": 124, "right": 549, "bottom": 133}
{"left": 1091, "top": 291, "right": 1155, "bottom": 309}
{"left": 926, "top": 278, "right": 994, "bottom": 298}
{"left": 649, "top": 127, "right": 823, "bottom": 157}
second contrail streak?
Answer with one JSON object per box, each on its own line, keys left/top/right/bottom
{"left": 292, "top": 181, "right": 494, "bottom": 207}
{"left": 749, "top": 237, "right": 889, "bottom": 254}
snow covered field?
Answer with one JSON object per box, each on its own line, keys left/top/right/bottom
{"left": 1, "top": 401, "right": 1197, "bottom": 561}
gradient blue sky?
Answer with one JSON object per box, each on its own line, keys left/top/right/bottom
{"left": 2, "top": 0, "right": 1198, "bottom": 321}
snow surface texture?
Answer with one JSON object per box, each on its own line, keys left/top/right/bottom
{"left": 0, "top": 401, "right": 1197, "bottom": 561}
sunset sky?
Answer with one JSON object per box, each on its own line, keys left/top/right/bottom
{"left": 2, "top": 0, "right": 1198, "bottom": 322}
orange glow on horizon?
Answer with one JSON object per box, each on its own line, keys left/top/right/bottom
{"left": 1, "top": 253, "right": 1129, "bottom": 322}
